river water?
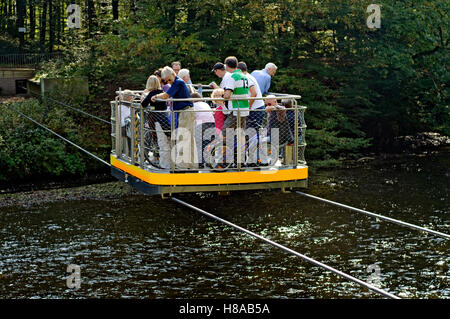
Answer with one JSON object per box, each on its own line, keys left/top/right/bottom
{"left": 0, "top": 151, "right": 448, "bottom": 299}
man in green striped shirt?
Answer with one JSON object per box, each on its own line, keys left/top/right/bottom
{"left": 220, "top": 56, "right": 254, "bottom": 165}
{"left": 222, "top": 56, "right": 252, "bottom": 126}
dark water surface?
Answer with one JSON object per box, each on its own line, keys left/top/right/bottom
{"left": 1, "top": 152, "right": 448, "bottom": 299}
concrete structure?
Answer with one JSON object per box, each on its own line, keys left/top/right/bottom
{"left": 0, "top": 67, "right": 35, "bottom": 95}
{"left": 39, "top": 77, "right": 89, "bottom": 96}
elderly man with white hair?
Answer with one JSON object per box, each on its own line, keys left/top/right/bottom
{"left": 250, "top": 62, "right": 277, "bottom": 95}
{"left": 178, "top": 68, "right": 194, "bottom": 93}
{"left": 178, "top": 68, "right": 202, "bottom": 94}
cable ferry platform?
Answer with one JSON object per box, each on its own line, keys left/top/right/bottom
{"left": 110, "top": 89, "right": 308, "bottom": 196}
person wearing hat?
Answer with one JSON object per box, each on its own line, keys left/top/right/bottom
{"left": 209, "top": 62, "right": 233, "bottom": 115}
{"left": 209, "top": 62, "right": 229, "bottom": 90}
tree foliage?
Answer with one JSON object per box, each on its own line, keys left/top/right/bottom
{"left": 1, "top": 0, "right": 448, "bottom": 172}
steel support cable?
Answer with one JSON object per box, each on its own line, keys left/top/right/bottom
{"left": 171, "top": 197, "right": 400, "bottom": 299}
{"left": 26, "top": 90, "right": 112, "bottom": 125}
{"left": 295, "top": 191, "right": 450, "bottom": 240}
{"left": 4, "top": 103, "right": 111, "bottom": 167}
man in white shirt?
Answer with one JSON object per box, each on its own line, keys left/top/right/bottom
{"left": 238, "top": 62, "right": 267, "bottom": 166}
{"left": 210, "top": 60, "right": 257, "bottom": 166}
{"left": 210, "top": 62, "right": 232, "bottom": 116}
{"left": 238, "top": 61, "right": 264, "bottom": 115}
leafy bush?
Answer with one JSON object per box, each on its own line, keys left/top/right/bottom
{"left": 17, "top": 0, "right": 450, "bottom": 173}
{"left": 0, "top": 99, "right": 87, "bottom": 182}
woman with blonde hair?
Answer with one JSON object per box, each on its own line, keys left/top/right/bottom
{"left": 141, "top": 75, "right": 165, "bottom": 109}
{"left": 141, "top": 74, "right": 171, "bottom": 169}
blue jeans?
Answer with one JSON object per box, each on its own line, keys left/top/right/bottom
{"left": 246, "top": 106, "right": 266, "bottom": 164}
{"left": 247, "top": 106, "right": 265, "bottom": 129}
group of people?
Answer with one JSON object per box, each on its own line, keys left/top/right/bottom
{"left": 119, "top": 58, "right": 300, "bottom": 169}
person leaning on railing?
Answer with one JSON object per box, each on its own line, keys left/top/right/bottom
{"left": 237, "top": 61, "right": 265, "bottom": 166}
{"left": 282, "top": 99, "right": 302, "bottom": 145}
{"left": 265, "top": 95, "right": 289, "bottom": 146}
{"left": 251, "top": 62, "right": 277, "bottom": 96}
{"left": 220, "top": 57, "right": 253, "bottom": 165}
{"left": 141, "top": 75, "right": 166, "bottom": 109}
{"left": 237, "top": 62, "right": 265, "bottom": 129}
{"left": 221, "top": 57, "right": 251, "bottom": 128}
{"left": 151, "top": 66, "right": 198, "bottom": 169}
{"left": 141, "top": 75, "right": 171, "bottom": 168}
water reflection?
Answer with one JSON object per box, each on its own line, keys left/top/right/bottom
{"left": 0, "top": 151, "right": 448, "bottom": 298}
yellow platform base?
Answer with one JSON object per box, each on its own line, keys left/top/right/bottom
{"left": 110, "top": 155, "right": 308, "bottom": 186}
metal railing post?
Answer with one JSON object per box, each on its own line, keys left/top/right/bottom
{"left": 130, "top": 104, "right": 136, "bottom": 165}
{"left": 130, "top": 107, "right": 135, "bottom": 164}
{"left": 111, "top": 100, "right": 117, "bottom": 156}
{"left": 237, "top": 109, "right": 241, "bottom": 171}
{"left": 171, "top": 111, "right": 175, "bottom": 172}
{"left": 293, "top": 98, "right": 299, "bottom": 167}
{"left": 117, "top": 90, "right": 123, "bottom": 160}
{"left": 139, "top": 105, "right": 145, "bottom": 168}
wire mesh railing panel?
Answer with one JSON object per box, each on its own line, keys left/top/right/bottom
{"left": 113, "top": 93, "right": 307, "bottom": 172}
{"left": 0, "top": 53, "right": 62, "bottom": 67}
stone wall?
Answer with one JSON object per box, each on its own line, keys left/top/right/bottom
{"left": 0, "top": 68, "right": 35, "bottom": 95}
{"left": 41, "top": 77, "right": 89, "bottom": 96}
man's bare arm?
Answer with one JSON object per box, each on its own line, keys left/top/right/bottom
{"left": 223, "top": 89, "right": 233, "bottom": 100}
{"left": 249, "top": 85, "right": 256, "bottom": 108}
{"left": 209, "top": 82, "right": 219, "bottom": 89}
{"left": 151, "top": 92, "right": 170, "bottom": 102}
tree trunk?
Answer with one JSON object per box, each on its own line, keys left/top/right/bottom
{"left": 7, "top": 0, "right": 13, "bottom": 35}
{"left": 0, "top": 0, "right": 4, "bottom": 32}
{"left": 48, "top": 0, "right": 54, "bottom": 52}
{"left": 40, "top": 0, "right": 48, "bottom": 49}
{"left": 130, "top": 0, "right": 136, "bottom": 21}
{"left": 112, "top": 0, "right": 119, "bottom": 34}
{"left": 55, "top": 0, "right": 60, "bottom": 46}
{"left": 16, "top": 0, "right": 25, "bottom": 47}
{"left": 29, "top": 0, "right": 35, "bottom": 40}
{"left": 87, "top": 0, "right": 97, "bottom": 38}
{"left": 99, "top": 0, "right": 107, "bottom": 33}
{"left": 112, "top": 0, "right": 119, "bottom": 20}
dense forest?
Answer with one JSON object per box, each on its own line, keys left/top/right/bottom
{"left": 0, "top": 0, "right": 448, "bottom": 182}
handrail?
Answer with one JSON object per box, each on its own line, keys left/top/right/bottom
{"left": 0, "top": 53, "right": 62, "bottom": 67}
{"left": 116, "top": 90, "right": 301, "bottom": 100}
{"left": 125, "top": 102, "right": 307, "bottom": 111}
{"left": 113, "top": 89, "right": 307, "bottom": 172}
{"left": 154, "top": 95, "right": 302, "bottom": 102}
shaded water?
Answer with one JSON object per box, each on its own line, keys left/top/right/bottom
{"left": 0, "top": 151, "right": 448, "bottom": 299}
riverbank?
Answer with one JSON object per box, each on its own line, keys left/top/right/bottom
{"left": 0, "top": 181, "right": 137, "bottom": 209}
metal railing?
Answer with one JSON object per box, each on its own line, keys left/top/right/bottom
{"left": 0, "top": 53, "right": 62, "bottom": 68}
{"left": 111, "top": 91, "right": 307, "bottom": 173}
